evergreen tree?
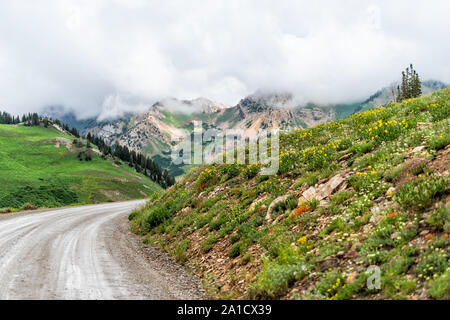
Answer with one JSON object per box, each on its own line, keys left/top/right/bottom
{"left": 395, "top": 64, "right": 422, "bottom": 102}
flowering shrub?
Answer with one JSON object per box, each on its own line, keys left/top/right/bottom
{"left": 197, "top": 166, "right": 218, "bottom": 185}
{"left": 360, "top": 211, "right": 407, "bottom": 260}
{"left": 279, "top": 149, "right": 298, "bottom": 174}
{"left": 259, "top": 176, "right": 284, "bottom": 195}
{"left": 428, "top": 102, "right": 450, "bottom": 122}
{"left": 350, "top": 105, "right": 387, "bottom": 125}
{"left": 302, "top": 144, "right": 335, "bottom": 170}
{"left": 415, "top": 249, "right": 448, "bottom": 281}
{"left": 404, "top": 99, "right": 428, "bottom": 114}
{"left": 315, "top": 271, "right": 347, "bottom": 300}
{"left": 394, "top": 175, "right": 448, "bottom": 211}
{"left": 249, "top": 256, "right": 309, "bottom": 299}
{"left": 241, "top": 162, "right": 261, "bottom": 179}
{"left": 392, "top": 158, "right": 430, "bottom": 185}
{"left": 426, "top": 206, "right": 449, "bottom": 230}
{"left": 348, "top": 170, "right": 381, "bottom": 194}
{"left": 297, "top": 236, "right": 307, "bottom": 244}
{"left": 290, "top": 204, "right": 310, "bottom": 219}
{"left": 359, "top": 119, "right": 410, "bottom": 142}
{"left": 427, "top": 133, "right": 450, "bottom": 151}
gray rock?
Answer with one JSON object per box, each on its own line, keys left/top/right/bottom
{"left": 265, "top": 195, "right": 290, "bottom": 221}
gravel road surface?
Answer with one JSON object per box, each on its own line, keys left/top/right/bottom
{"left": 0, "top": 200, "right": 204, "bottom": 300}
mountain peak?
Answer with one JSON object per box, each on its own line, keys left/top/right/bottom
{"left": 152, "top": 97, "right": 230, "bottom": 114}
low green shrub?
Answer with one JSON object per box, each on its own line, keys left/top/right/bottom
{"left": 429, "top": 102, "right": 450, "bottom": 122}
{"left": 220, "top": 164, "right": 241, "bottom": 180}
{"left": 394, "top": 175, "right": 448, "bottom": 211}
{"left": 201, "top": 234, "right": 218, "bottom": 253}
{"left": 175, "top": 239, "right": 190, "bottom": 263}
{"left": 414, "top": 248, "right": 448, "bottom": 280}
{"left": 230, "top": 233, "right": 240, "bottom": 244}
{"left": 240, "top": 253, "right": 253, "bottom": 265}
{"left": 270, "top": 195, "right": 298, "bottom": 218}
{"left": 426, "top": 205, "right": 449, "bottom": 230}
{"left": 142, "top": 199, "right": 177, "bottom": 230}
{"left": 348, "top": 141, "right": 374, "bottom": 155}
{"left": 428, "top": 268, "right": 450, "bottom": 299}
{"left": 249, "top": 260, "right": 308, "bottom": 299}
{"left": 228, "top": 242, "right": 242, "bottom": 258}
{"left": 0, "top": 184, "right": 79, "bottom": 209}
{"left": 427, "top": 133, "right": 450, "bottom": 151}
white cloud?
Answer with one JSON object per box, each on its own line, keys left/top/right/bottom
{"left": 0, "top": 0, "right": 448, "bottom": 118}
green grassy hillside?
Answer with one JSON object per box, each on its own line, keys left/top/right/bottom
{"left": 0, "top": 124, "right": 162, "bottom": 210}
{"left": 130, "top": 88, "right": 449, "bottom": 300}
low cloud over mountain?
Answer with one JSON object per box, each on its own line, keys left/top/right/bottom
{"left": 0, "top": 1, "right": 449, "bottom": 119}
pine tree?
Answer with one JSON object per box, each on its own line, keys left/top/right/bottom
{"left": 395, "top": 64, "right": 422, "bottom": 102}
{"left": 412, "top": 71, "right": 422, "bottom": 97}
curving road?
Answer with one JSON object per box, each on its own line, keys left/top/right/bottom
{"left": 0, "top": 200, "right": 203, "bottom": 300}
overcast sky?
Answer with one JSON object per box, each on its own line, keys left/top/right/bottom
{"left": 0, "top": 0, "right": 449, "bottom": 119}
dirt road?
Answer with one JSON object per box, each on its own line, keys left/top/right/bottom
{"left": 0, "top": 200, "right": 204, "bottom": 300}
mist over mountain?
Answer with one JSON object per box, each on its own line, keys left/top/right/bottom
{"left": 1, "top": 1, "right": 449, "bottom": 118}
{"left": 44, "top": 79, "right": 447, "bottom": 125}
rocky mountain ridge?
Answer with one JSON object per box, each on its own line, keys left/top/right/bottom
{"left": 45, "top": 80, "right": 447, "bottom": 176}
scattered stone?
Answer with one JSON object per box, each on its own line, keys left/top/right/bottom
{"left": 178, "top": 207, "right": 191, "bottom": 216}
{"left": 249, "top": 197, "right": 266, "bottom": 211}
{"left": 336, "top": 181, "right": 349, "bottom": 193}
{"left": 412, "top": 145, "right": 426, "bottom": 153}
{"left": 339, "top": 153, "right": 353, "bottom": 162}
{"left": 374, "top": 196, "right": 385, "bottom": 203}
{"left": 198, "top": 191, "right": 206, "bottom": 198}
{"left": 406, "top": 222, "right": 415, "bottom": 229}
{"left": 370, "top": 207, "right": 381, "bottom": 223}
{"left": 418, "top": 289, "right": 429, "bottom": 299}
{"left": 210, "top": 185, "right": 226, "bottom": 197}
{"left": 419, "top": 230, "right": 429, "bottom": 236}
{"left": 315, "top": 255, "right": 339, "bottom": 271}
{"left": 428, "top": 143, "right": 450, "bottom": 177}
{"left": 272, "top": 215, "right": 284, "bottom": 225}
{"left": 266, "top": 195, "right": 290, "bottom": 221}
{"left": 344, "top": 250, "right": 358, "bottom": 260}
{"left": 317, "top": 177, "right": 330, "bottom": 185}
{"left": 347, "top": 271, "right": 359, "bottom": 283}
{"left": 417, "top": 122, "right": 431, "bottom": 129}
{"left": 319, "top": 200, "right": 329, "bottom": 207}
{"left": 316, "top": 174, "right": 346, "bottom": 200}
{"left": 300, "top": 174, "right": 346, "bottom": 202}
{"left": 302, "top": 187, "right": 317, "bottom": 202}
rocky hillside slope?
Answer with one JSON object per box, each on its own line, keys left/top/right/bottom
{"left": 129, "top": 88, "right": 449, "bottom": 300}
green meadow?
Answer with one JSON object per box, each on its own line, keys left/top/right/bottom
{"left": 0, "top": 124, "right": 161, "bottom": 210}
